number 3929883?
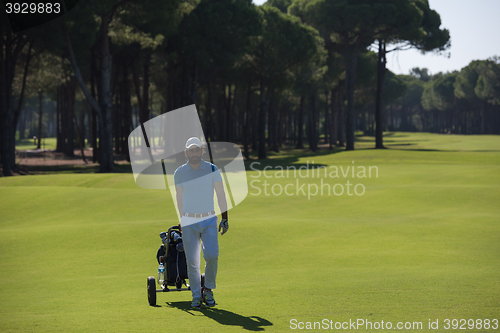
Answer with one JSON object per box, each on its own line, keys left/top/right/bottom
{"left": 5, "top": 2, "right": 61, "bottom": 14}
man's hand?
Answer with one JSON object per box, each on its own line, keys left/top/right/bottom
{"left": 218, "top": 218, "right": 229, "bottom": 235}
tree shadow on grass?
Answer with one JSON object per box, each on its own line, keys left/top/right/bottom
{"left": 166, "top": 301, "right": 273, "bottom": 331}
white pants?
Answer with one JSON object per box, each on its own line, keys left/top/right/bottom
{"left": 180, "top": 215, "right": 218, "bottom": 300}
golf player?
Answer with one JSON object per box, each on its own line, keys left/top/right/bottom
{"left": 174, "top": 137, "right": 229, "bottom": 309}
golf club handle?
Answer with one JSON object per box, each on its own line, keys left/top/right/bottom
{"left": 169, "top": 225, "right": 181, "bottom": 231}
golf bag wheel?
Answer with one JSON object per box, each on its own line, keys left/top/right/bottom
{"left": 147, "top": 276, "right": 156, "bottom": 306}
{"left": 175, "top": 279, "right": 183, "bottom": 289}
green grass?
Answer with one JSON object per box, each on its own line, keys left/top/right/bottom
{"left": 1, "top": 132, "right": 499, "bottom": 332}
{"left": 356, "top": 131, "right": 500, "bottom": 151}
{"left": 15, "top": 137, "right": 58, "bottom": 151}
{"left": 15, "top": 138, "right": 95, "bottom": 151}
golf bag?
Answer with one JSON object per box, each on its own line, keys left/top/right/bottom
{"left": 157, "top": 227, "right": 188, "bottom": 285}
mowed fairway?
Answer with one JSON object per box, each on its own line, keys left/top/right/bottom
{"left": 1, "top": 132, "right": 499, "bottom": 332}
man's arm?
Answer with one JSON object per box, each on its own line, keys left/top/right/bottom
{"left": 213, "top": 181, "right": 227, "bottom": 220}
{"left": 175, "top": 185, "right": 183, "bottom": 218}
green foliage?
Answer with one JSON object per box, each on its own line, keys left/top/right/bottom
{"left": 356, "top": 51, "right": 377, "bottom": 88}
{"left": 179, "top": 0, "right": 261, "bottom": 68}
{"left": 288, "top": 0, "right": 342, "bottom": 90}
{"left": 399, "top": 74, "right": 425, "bottom": 109}
{"left": 302, "top": 0, "right": 380, "bottom": 48}
{"left": 454, "top": 60, "right": 482, "bottom": 105}
{"left": 410, "top": 67, "right": 431, "bottom": 82}
{"left": 474, "top": 58, "right": 500, "bottom": 105}
{"left": 288, "top": 0, "right": 308, "bottom": 22}
{"left": 422, "top": 71, "right": 458, "bottom": 111}
{"left": 251, "top": 5, "right": 324, "bottom": 89}
{"left": 15, "top": 51, "right": 66, "bottom": 99}
{"left": 108, "top": 18, "right": 164, "bottom": 50}
{"left": 352, "top": 51, "right": 406, "bottom": 107}
{"left": 264, "top": 0, "right": 293, "bottom": 13}
{"left": 383, "top": 71, "right": 407, "bottom": 105}
{"left": 374, "top": 0, "right": 424, "bottom": 43}
{"left": 411, "top": 0, "right": 451, "bottom": 52}
{"left": 113, "top": 0, "right": 187, "bottom": 55}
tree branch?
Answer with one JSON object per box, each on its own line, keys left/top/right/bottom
{"left": 61, "top": 18, "right": 101, "bottom": 117}
{"left": 387, "top": 42, "right": 414, "bottom": 54}
{"left": 131, "top": 62, "right": 147, "bottom": 118}
{"left": 108, "top": 0, "right": 132, "bottom": 25}
{"left": 14, "top": 39, "right": 32, "bottom": 128}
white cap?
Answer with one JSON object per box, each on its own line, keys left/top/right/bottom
{"left": 185, "top": 137, "right": 203, "bottom": 149}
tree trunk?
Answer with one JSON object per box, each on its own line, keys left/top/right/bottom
{"left": 14, "top": 41, "right": 32, "bottom": 133}
{"left": 343, "top": 43, "right": 359, "bottom": 151}
{"left": 56, "top": 86, "right": 62, "bottom": 152}
{"left": 266, "top": 88, "right": 272, "bottom": 149}
{"left": 121, "top": 61, "right": 131, "bottom": 161}
{"left": 132, "top": 62, "right": 146, "bottom": 123}
{"left": 190, "top": 63, "right": 197, "bottom": 106}
{"left": 258, "top": 77, "right": 267, "bottom": 159}
{"left": 114, "top": 74, "right": 121, "bottom": 154}
{"left": 296, "top": 94, "right": 305, "bottom": 149}
{"left": 223, "top": 84, "right": 234, "bottom": 142}
{"left": 1, "top": 24, "right": 14, "bottom": 176}
{"left": 272, "top": 94, "right": 280, "bottom": 152}
{"left": 481, "top": 102, "right": 486, "bottom": 134}
{"left": 90, "top": 45, "right": 99, "bottom": 162}
{"left": 214, "top": 90, "right": 223, "bottom": 141}
{"left": 66, "top": 78, "right": 85, "bottom": 161}
{"left": 286, "top": 108, "right": 292, "bottom": 144}
{"left": 243, "top": 79, "right": 252, "bottom": 160}
{"left": 337, "top": 87, "right": 345, "bottom": 147}
{"left": 62, "top": 19, "right": 101, "bottom": 163}
{"left": 18, "top": 108, "right": 26, "bottom": 140}
{"left": 61, "top": 84, "right": 68, "bottom": 153}
{"left": 0, "top": 19, "right": 4, "bottom": 175}
{"left": 37, "top": 90, "right": 43, "bottom": 149}
{"left": 80, "top": 112, "right": 85, "bottom": 148}
{"left": 230, "top": 84, "right": 236, "bottom": 142}
{"left": 324, "top": 90, "right": 330, "bottom": 145}
{"left": 98, "top": 15, "right": 114, "bottom": 172}
{"left": 330, "top": 87, "right": 338, "bottom": 148}
{"left": 409, "top": 109, "right": 413, "bottom": 132}
{"left": 63, "top": 81, "right": 75, "bottom": 157}
{"left": 252, "top": 101, "right": 258, "bottom": 152}
{"left": 308, "top": 92, "right": 317, "bottom": 152}
{"left": 268, "top": 88, "right": 279, "bottom": 152}
{"left": 204, "top": 81, "right": 212, "bottom": 141}
{"left": 87, "top": 104, "right": 93, "bottom": 149}
{"left": 277, "top": 103, "right": 284, "bottom": 148}
{"left": 142, "top": 52, "right": 151, "bottom": 123}
{"left": 166, "top": 63, "right": 173, "bottom": 112}
{"left": 375, "top": 39, "right": 386, "bottom": 148}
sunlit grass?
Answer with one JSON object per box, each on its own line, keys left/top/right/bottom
{"left": 1, "top": 132, "right": 499, "bottom": 332}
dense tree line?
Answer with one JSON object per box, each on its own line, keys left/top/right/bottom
{"left": 1, "top": 0, "right": 495, "bottom": 176}
{"left": 381, "top": 62, "right": 500, "bottom": 134}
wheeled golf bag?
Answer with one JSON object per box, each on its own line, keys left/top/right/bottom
{"left": 148, "top": 225, "right": 207, "bottom": 306}
{"left": 157, "top": 226, "right": 188, "bottom": 286}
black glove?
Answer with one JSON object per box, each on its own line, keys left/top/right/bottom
{"left": 218, "top": 219, "right": 228, "bottom": 235}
